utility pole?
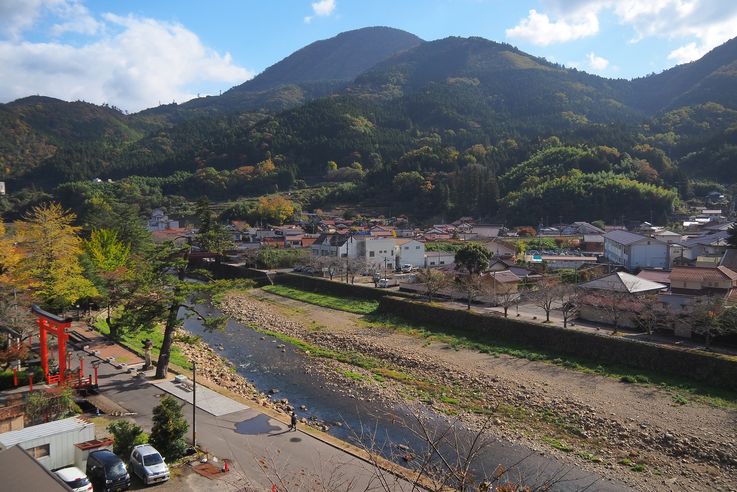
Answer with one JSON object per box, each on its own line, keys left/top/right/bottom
{"left": 192, "top": 360, "right": 197, "bottom": 449}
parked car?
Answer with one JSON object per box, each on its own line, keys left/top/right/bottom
{"left": 86, "top": 450, "right": 130, "bottom": 492}
{"left": 129, "top": 444, "right": 170, "bottom": 485}
{"left": 55, "top": 466, "right": 93, "bottom": 492}
{"left": 401, "top": 264, "right": 413, "bottom": 273}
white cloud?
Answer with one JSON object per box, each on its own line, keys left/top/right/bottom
{"left": 0, "top": 0, "right": 48, "bottom": 39}
{"left": 48, "top": 0, "right": 101, "bottom": 36}
{"left": 505, "top": 9, "right": 599, "bottom": 46}
{"left": 586, "top": 51, "right": 609, "bottom": 71}
{"left": 0, "top": 12, "right": 253, "bottom": 112}
{"left": 304, "top": 0, "right": 336, "bottom": 23}
{"left": 506, "top": 0, "right": 737, "bottom": 64}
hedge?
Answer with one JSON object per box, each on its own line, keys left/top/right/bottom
{"left": 0, "top": 366, "right": 45, "bottom": 390}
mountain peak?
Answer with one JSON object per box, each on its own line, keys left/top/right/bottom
{"left": 230, "top": 26, "right": 423, "bottom": 93}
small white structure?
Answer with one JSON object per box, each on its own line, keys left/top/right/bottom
{"left": 0, "top": 181, "right": 5, "bottom": 195}
{"left": 425, "top": 251, "right": 455, "bottom": 267}
{"left": 147, "top": 208, "right": 179, "bottom": 232}
{"left": 0, "top": 417, "right": 95, "bottom": 471}
{"left": 395, "top": 239, "right": 425, "bottom": 268}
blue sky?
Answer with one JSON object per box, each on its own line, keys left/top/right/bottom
{"left": 1, "top": 0, "right": 736, "bottom": 111}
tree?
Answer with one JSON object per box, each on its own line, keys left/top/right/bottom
{"left": 493, "top": 288, "right": 518, "bottom": 318}
{"left": 150, "top": 396, "right": 188, "bottom": 460}
{"left": 690, "top": 295, "right": 726, "bottom": 348}
{"left": 255, "top": 195, "right": 296, "bottom": 225}
{"left": 13, "top": 203, "right": 97, "bottom": 309}
{"left": 416, "top": 268, "right": 450, "bottom": 302}
{"left": 25, "top": 387, "right": 81, "bottom": 425}
{"left": 85, "top": 229, "right": 131, "bottom": 339}
{"left": 108, "top": 420, "right": 146, "bottom": 458}
{"left": 557, "top": 284, "right": 581, "bottom": 328}
{"left": 531, "top": 277, "right": 559, "bottom": 323}
{"left": 634, "top": 294, "right": 667, "bottom": 335}
{"left": 194, "top": 200, "right": 235, "bottom": 256}
{"left": 454, "top": 244, "right": 491, "bottom": 275}
{"left": 456, "top": 274, "right": 483, "bottom": 310}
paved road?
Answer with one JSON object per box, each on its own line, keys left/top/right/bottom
{"left": 90, "top": 351, "right": 416, "bottom": 491}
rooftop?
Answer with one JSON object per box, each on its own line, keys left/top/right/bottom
{"left": 603, "top": 230, "right": 655, "bottom": 246}
{"left": 581, "top": 271, "right": 667, "bottom": 294}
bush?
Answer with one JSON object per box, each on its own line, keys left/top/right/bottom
{"left": 150, "top": 396, "right": 188, "bottom": 460}
{"left": 0, "top": 366, "right": 44, "bottom": 390}
{"left": 108, "top": 420, "right": 146, "bottom": 458}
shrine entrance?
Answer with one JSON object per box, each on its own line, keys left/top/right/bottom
{"left": 32, "top": 304, "right": 71, "bottom": 385}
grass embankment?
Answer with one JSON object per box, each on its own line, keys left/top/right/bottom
{"left": 362, "top": 313, "right": 737, "bottom": 410}
{"left": 95, "top": 318, "right": 192, "bottom": 370}
{"left": 258, "top": 285, "right": 737, "bottom": 409}
{"left": 262, "top": 285, "right": 379, "bottom": 314}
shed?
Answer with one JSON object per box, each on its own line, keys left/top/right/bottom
{"left": 0, "top": 416, "right": 95, "bottom": 470}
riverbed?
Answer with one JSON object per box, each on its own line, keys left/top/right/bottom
{"left": 182, "top": 303, "right": 626, "bottom": 491}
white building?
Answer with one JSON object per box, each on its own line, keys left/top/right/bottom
{"left": 358, "top": 237, "right": 396, "bottom": 270}
{"left": 425, "top": 251, "right": 455, "bottom": 267}
{"left": 0, "top": 417, "right": 95, "bottom": 471}
{"left": 395, "top": 239, "right": 425, "bottom": 268}
{"left": 147, "top": 208, "right": 179, "bottom": 232}
{"left": 603, "top": 230, "right": 668, "bottom": 270}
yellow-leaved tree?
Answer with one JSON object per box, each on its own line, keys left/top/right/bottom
{"left": 14, "top": 203, "right": 97, "bottom": 309}
{"left": 256, "top": 195, "right": 296, "bottom": 225}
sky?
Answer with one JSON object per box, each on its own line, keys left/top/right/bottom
{"left": 1, "top": 0, "right": 736, "bottom": 112}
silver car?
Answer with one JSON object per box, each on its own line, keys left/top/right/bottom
{"left": 129, "top": 444, "right": 169, "bottom": 485}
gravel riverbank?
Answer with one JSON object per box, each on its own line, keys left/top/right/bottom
{"left": 214, "top": 290, "right": 736, "bottom": 491}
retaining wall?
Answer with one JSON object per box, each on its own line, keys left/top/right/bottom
{"left": 379, "top": 296, "right": 737, "bottom": 391}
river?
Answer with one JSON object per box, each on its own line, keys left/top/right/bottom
{"left": 182, "top": 304, "right": 628, "bottom": 491}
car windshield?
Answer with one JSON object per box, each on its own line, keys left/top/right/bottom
{"left": 65, "top": 477, "right": 90, "bottom": 488}
{"left": 106, "top": 462, "right": 127, "bottom": 478}
{"left": 143, "top": 453, "right": 164, "bottom": 466}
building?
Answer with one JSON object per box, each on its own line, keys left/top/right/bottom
{"left": 669, "top": 266, "right": 737, "bottom": 295}
{"left": 0, "top": 417, "right": 95, "bottom": 471}
{"left": 670, "top": 231, "right": 731, "bottom": 266}
{"left": 424, "top": 251, "right": 455, "bottom": 267}
{"left": 481, "top": 270, "right": 520, "bottom": 295}
{"left": 580, "top": 271, "right": 667, "bottom": 295}
{"left": 581, "top": 234, "right": 604, "bottom": 253}
{"left": 395, "top": 239, "right": 425, "bottom": 268}
{"left": 0, "top": 446, "right": 70, "bottom": 492}
{"left": 357, "top": 237, "right": 397, "bottom": 270}
{"left": 603, "top": 230, "right": 668, "bottom": 270}
{"left": 0, "top": 404, "right": 24, "bottom": 433}
{"left": 310, "top": 234, "right": 352, "bottom": 258}
{"left": 147, "top": 208, "right": 179, "bottom": 232}
{"left": 636, "top": 269, "right": 671, "bottom": 288}
{"left": 483, "top": 239, "right": 516, "bottom": 258}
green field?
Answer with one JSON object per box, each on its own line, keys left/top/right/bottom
{"left": 95, "top": 319, "right": 192, "bottom": 370}
{"left": 262, "top": 285, "right": 379, "bottom": 314}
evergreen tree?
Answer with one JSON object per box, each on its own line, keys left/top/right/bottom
{"left": 150, "top": 395, "right": 188, "bottom": 460}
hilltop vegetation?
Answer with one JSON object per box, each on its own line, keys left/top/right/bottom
{"left": 1, "top": 28, "right": 737, "bottom": 224}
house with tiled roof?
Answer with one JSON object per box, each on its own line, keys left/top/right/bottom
{"left": 670, "top": 265, "right": 737, "bottom": 295}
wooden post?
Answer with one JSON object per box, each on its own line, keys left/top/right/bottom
{"left": 28, "top": 373, "right": 33, "bottom": 392}
{"left": 12, "top": 368, "right": 17, "bottom": 387}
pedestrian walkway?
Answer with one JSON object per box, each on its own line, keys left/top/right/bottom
{"left": 153, "top": 379, "right": 249, "bottom": 417}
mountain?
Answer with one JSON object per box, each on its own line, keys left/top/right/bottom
{"left": 234, "top": 26, "right": 423, "bottom": 93}
{"left": 629, "top": 36, "right": 737, "bottom": 112}
{"left": 2, "top": 28, "right": 737, "bottom": 221}
{"left": 140, "top": 26, "right": 423, "bottom": 118}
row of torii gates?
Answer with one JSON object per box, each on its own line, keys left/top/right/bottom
{"left": 25, "top": 304, "right": 98, "bottom": 389}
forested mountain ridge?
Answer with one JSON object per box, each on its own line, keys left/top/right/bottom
{"left": 137, "top": 26, "right": 423, "bottom": 119}
{"left": 1, "top": 28, "right": 737, "bottom": 224}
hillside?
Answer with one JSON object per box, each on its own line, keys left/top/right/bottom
{"left": 2, "top": 28, "right": 737, "bottom": 223}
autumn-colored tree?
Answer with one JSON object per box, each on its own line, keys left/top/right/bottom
{"left": 85, "top": 229, "right": 131, "bottom": 339}
{"left": 256, "top": 196, "right": 296, "bottom": 225}
{"left": 13, "top": 203, "right": 97, "bottom": 309}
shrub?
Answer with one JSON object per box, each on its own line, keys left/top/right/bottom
{"left": 108, "top": 420, "right": 146, "bottom": 458}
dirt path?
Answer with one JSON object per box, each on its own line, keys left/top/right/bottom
{"left": 227, "top": 290, "right": 737, "bottom": 491}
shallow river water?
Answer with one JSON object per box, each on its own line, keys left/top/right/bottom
{"left": 182, "top": 304, "right": 627, "bottom": 491}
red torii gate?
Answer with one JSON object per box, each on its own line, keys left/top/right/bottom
{"left": 32, "top": 304, "right": 71, "bottom": 386}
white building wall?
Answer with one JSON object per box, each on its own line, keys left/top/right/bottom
{"left": 630, "top": 243, "right": 668, "bottom": 269}
{"left": 397, "top": 240, "right": 425, "bottom": 267}
{"left": 8, "top": 424, "right": 95, "bottom": 470}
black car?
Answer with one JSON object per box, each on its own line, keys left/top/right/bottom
{"left": 86, "top": 450, "right": 131, "bottom": 492}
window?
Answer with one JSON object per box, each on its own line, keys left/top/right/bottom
{"left": 440, "top": 261, "right": 445, "bottom": 265}
{"left": 369, "top": 251, "right": 375, "bottom": 257}
{"left": 404, "top": 246, "right": 409, "bottom": 250}
{"left": 416, "top": 246, "right": 420, "bottom": 249}
{"left": 30, "top": 444, "right": 49, "bottom": 458}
